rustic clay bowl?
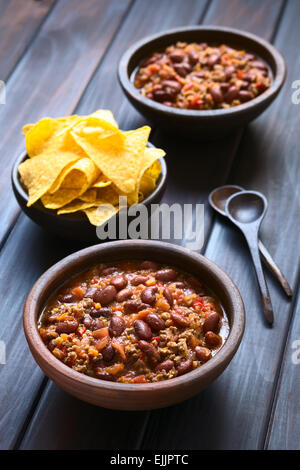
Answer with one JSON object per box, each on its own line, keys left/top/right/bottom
{"left": 23, "top": 240, "right": 245, "bottom": 410}
{"left": 11, "top": 144, "right": 167, "bottom": 242}
{"left": 118, "top": 26, "right": 286, "bottom": 139}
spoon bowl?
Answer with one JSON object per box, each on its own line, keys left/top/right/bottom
{"left": 209, "top": 185, "right": 244, "bottom": 216}
{"left": 226, "top": 191, "right": 267, "bottom": 225}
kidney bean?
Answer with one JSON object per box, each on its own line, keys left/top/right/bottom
{"left": 145, "top": 313, "right": 165, "bottom": 331}
{"left": 195, "top": 346, "right": 211, "bottom": 363}
{"left": 162, "top": 80, "right": 182, "bottom": 93}
{"left": 220, "top": 82, "right": 230, "bottom": 93}
{"left": 163, "top": 287, "right": 173, "bottom": 307}
{"left": 171, "top": 312, "right": 190, "bottom": 327}
{"left": 224, "top": 86, "right": 239, "bottom": 103}
{"left": 155, "top": 268, "right": 177, "bottom": 282}
{"left": 134, "top": 320, "right": 152, "bottom": 340}
{"left": 187, "top": 49, "right": 198, "bottom": 65}
{"left": 174, "top": 62, "right": 191, "bottom": 77}
{"left": 169, "top": 50, "right": 185, "bottom": 63}
{"left": 141, "top": 286, "right": 157, "bottom": 305}
{"left": 83, "top": 314, "right": 93, "bottom": 329}
{"left": 243, "top": 72, "right": 256, "bottom": 82}
{"left": 85, "top": 286, "right": 98, "bottom": 299}
{"left": 155, "top": 359, "right": 174, "bottom": 372}
{"left": 138, "top": 340, "right": 160, "bottom": 362}
{"left": 110, "top": 274, "right": 128, "bottom": 291}
{"left": 140, "top": 56, "right": 157, "bottom": 67}
{"left": 240, "top": 80, "right": 250, "bottom": 90}
{"left": 224, "top": 65, "right": 235, "bottom": 80}
{"left": 137, "top": 303, "right": 151, "bottom": 311}
{"left": 56, "top": 320, "right": 78, "bottom": 334}
{"left": 172, "top": 282, "right": 185, "bottom": 289}
{"left": 153, "top": 89, "right": 174, "bottom": 103}
{"left": 203, "top": 311, "right": 220, "bottom": 333}
{"left": 193, "top": 71, "right": 205, "bottom": 79}
{"left": 205, "top": 331, "right": 222, "bottom": 348}
{"left": 101, "top": 266, "right": 117, "bottom": 276}
{"left": 123, "top": 300, "right": 139, "bottom": 314}
{"left": 244, "top": 53, "right": 255, "bottom": 61}
{"left": 238, "top": 90, "right": 254, "bottom": 102}
{"left": 92, "top": 307, "right": 112, "bottom": 318}
{"left": 102, "top": 343, "right": 115, "bottom": 362}
{"left": 140, "top": 261, "right": 159, "bottom": 270}
{"left": 92, "top": 318, "right": 104, "bottom": 330}
{"left": 116, "top": 288, "right": 133, "bottom": 302}
{"left": 251, "top": 60, "right": 267, "bottom": 70}
{"left": 48, "top": 339, "right": 56, "bottom": 352}
{"left": 131, "top": 275, "right": 148, "bottom": 286}
{"left": 210, "top": 87, "right": 223, "bottom": 104}
{"left": 207, "top": 54, "right": 220, "bottom": 67}
{"left": 177, "top": 358, "right": 193, "bottom": 376}
{"left": 109, "top": 315, "right": 126, "bottom": 337}
{"left": 95, "top": 369, "right": 114, "bottom": 381}
{"left": 60, "top": 294, "right": 75, "bottom": 303}
{"left": 93, "top": 285, "right": 117, "bottom": 305}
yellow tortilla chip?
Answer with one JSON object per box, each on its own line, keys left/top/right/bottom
{"left": 139, "top": 160, "right": 162, "bottom": 199}
{"left": 72, "top": 125, "right": 150, "bottom": 194}
{"left": 84, "top": 205, "right": 119, "bottom": 226}
{"left": 90, "top": 110, "right": 118, "bottom": 128}
{"left": 18, "top": 151, "right": 82, "bottom": 206}
{"left": 41, "top": 158, "right": 100, "bottom": 209}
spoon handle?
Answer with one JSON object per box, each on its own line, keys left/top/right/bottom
{"left": 258, "top": 240, "right": 293, "bottom": 298}
{"left": 246, "top": 236, "right": 274, "bottom": 325}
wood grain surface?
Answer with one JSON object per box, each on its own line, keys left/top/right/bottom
{"left": 0, "top": 0, "right": 298, "bottom": 450}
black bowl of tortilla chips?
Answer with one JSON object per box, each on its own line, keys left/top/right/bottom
{"left": 12, "top": 110, "right": 167, "bottom": 242}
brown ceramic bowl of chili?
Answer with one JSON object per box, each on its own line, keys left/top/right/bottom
{"left": 118, "top": 26, "right": 286, "bottom": 139}
{"left": 23, "top": 240, "right": 245, "bottom": 410}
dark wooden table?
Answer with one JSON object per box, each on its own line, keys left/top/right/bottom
{"left": 0, "top": 0, "right": 299, "bottom": 450}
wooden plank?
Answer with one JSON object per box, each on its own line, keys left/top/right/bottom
{"left": 141, "top": 0, "right": 293, "bottom": 450}
{"left": 0, "top": 0, "right": 134, "bottom": 450}
{"left": 266, "top": 289, "right": 300, "bottom": 450}
{"left": 4, "top": 0, "right": 210, "bottom": 451}
{"left": 0, "top": 0, "right": 56, "bottom": 81}
{"left": 0, "top": 0, "right": 132, "bottom": 248}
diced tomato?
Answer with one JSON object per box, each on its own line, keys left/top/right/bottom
{"left": 112, "top": 339, "right": 126, "bottom": 361}
{"left": 148, "top": 64, "right": 160, "bottom": 74}
{"left": 95, "top": 336, "right": 109, "bottom": 351}
{"left": 70, "top": 286, "right": 86, "bottom": 299}
{"left": 92, "top": 327, "right": 109, "bottom": 339}
{"left": 76, "top": 326, "right": 86, "bottom": 337}
{"left": 132, "top": 375, "right": 147, "bottom": 383}
{"left": 193, "top": 296, "right": 205, "bottom": 308}
{"left": 106, "top": 363, "right": 124, "bottom": 375}
{"left": 152, "top": 336, "right": 160, "bottom": 343}
{"left": 237, "top": 70, "right": 244, "bottom": 79}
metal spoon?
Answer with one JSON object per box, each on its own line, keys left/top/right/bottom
{"left": 225, "top": 191, "right": 274, "bottom": 325}
{"left": 209, "top": 185, "right": 292, "bottom": 298}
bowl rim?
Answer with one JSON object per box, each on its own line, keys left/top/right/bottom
{"left": 118, "top": 25, "right": 286, "bottom": 118}
{"left": 23, "top": 239, "right": 245, "bottom": 392}
{"left": 12, "top": 143, "right": 167, "bottom": 221}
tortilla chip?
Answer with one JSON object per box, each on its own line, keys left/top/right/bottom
{"left": 41, "top": 157, "right": 100, "bottom": 209}
{"left": 72, "top": 125, "right": 151, "bottom": 194}
{"left": 84, "top": 205, "right": 119, "bottom": 226}
{"left": 18, "top": 151, "right": 82, "bottom": 206}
